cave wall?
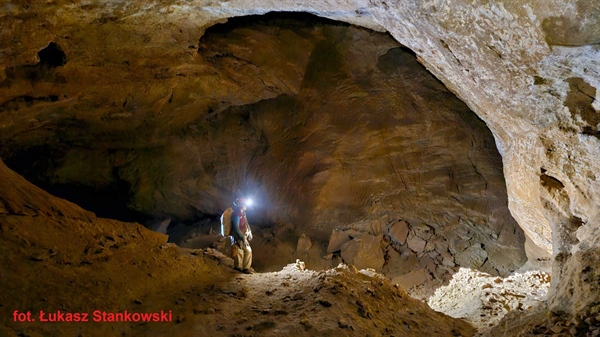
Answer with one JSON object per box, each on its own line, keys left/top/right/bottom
{"left": 0, "top": 13, "right": 525, "bottom": 276}
{"left": 362, "top": 0, "right": 600, "bottom": 315}
{"left": 1, "top": 0, "right": 599, "bottom": 315}
{"left": 201, "top": 0, "right": 600, "bottom": 315}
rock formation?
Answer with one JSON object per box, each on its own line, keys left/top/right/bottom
{"left": 1, "top": 0, "right": 599, "bottom": 335}
{"left": 0, "top": 11, "right": 525, "bottom": 280}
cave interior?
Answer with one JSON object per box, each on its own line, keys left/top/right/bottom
{"left": 1, "top": 3, "right": 599, "bottom": 337}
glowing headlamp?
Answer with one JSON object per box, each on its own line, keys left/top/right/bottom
{"left": 245, "top": 198, "right": 253, "bottom": 207}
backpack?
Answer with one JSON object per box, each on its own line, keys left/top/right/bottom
{"left": 220, "top": 208, "right": 234, "bottom": 236}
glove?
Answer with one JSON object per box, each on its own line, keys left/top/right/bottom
{"left": 247, "top": 231, "right": 253, "bottom": 241}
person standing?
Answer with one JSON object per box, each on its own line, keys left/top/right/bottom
{"left": 231, "top": 198, "right": 255, "bottom": 274}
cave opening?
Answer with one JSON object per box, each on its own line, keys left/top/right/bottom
{"left": 37, "top": 42, "right": 67, "bottom": 68}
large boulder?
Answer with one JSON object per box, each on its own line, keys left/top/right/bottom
{"left": 327, "top": 229, "right": 352, "bottom": 253}
{"left": 340, "top": 234, "right": 386, "bottom": 271}
{"left": 388, "top": 220, "right": 409, "bottom": 245}
{"left": 296, "top": 233, "right": 313, "bottom": 254}
{"left": 406, "top": 234, "right": 427, "bottom": 255}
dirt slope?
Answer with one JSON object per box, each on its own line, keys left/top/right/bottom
{"left": 0, "top": 159, "right": 475, "bottom": 336}
{"left": 189, "top": 262, "right": 475, "bottom": 337}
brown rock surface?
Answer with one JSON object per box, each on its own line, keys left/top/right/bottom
{"left": 296, "top": 233, "right": 313, "bottom": 254}
{"left": 392, "top": 269, "right": 433, "bottom": 290}
{"left": 327, "top": 229, "right": 352, "bottom": 253}
{"left": 388, "top": 220, "right": 409, "bottom": 245}
{"left": 407, "top": 233, "right": 428, "bottom": 254}
{"left": 0, "top": 13, "right": 525, "bottom": 277}
{"left": 340, "top": 234, "right": 386, "bottom": 271}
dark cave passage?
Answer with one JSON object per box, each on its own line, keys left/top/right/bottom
{"left": 39, "top": 180, "right": 147, "bottom": 223}
{"left": 38, "top": 42, "right": 67, "bottom": 68}
{"left": 2, "top": 145, "right": 147, "bottom": 223}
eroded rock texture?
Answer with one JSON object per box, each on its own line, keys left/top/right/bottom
{"left": 0, "top": 13, "right": 524, "bottom": 277}
{"left": 1, "top": 0, "right": 599, "bottom": 330}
